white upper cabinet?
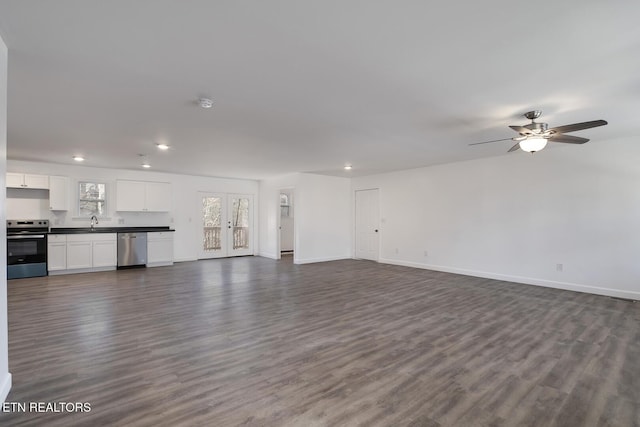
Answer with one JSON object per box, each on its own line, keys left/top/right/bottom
{"left": 6, "top": 173, "right": 49, "bottom": 189}
{"left": 116, "top": 180, "right": 171, "bottom": 212}
{"left": 116, "top": 180, "right": 146, "bottom": 211}
{"left": 49, "top": 175, "right": 69, "bottom": 211}
{"left": 144, "top": 181, "right": 172, "bottom": 212}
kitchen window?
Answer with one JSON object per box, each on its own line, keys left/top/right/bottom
{"left": 78, "top": 182, "right": 106, "bottom": 217}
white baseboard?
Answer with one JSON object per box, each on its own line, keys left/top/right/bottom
{"left": 48, "top": 266, "right": 116, "bottom": 276}
{"left": 0, "top": 372, "right": 12, "bottom": 404}
{"left": 258, "top": 252, "right": 278, "bottom": 260}
{"left": 173, "top": 257, "right": 197, "bottom": 263}
{"left": 146, "top": 261, "right": 174, "bottom": 267}
{"left": 295, "top": 256, "right": 350, "bottom": 265}
{"left": 378, "top": 258, "right": 640, "bottom": 301}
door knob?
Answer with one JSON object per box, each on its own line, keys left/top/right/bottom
{"left": 374, "top": 229, "right": 379, "bottom": 232}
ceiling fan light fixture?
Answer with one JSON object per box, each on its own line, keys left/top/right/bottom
{"left": 519, "top": 136, "right": 548, "bottom": 153}
{"left": 469, "top": 110, "right": 606, "bottom": 154}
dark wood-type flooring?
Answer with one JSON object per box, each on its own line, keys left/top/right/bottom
{"left": 1, "top": 257, "right": 639, "bottom": 426}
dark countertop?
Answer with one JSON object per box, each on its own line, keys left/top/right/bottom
{"left": 49, "top": 226, "right": 175, "bottom": 234}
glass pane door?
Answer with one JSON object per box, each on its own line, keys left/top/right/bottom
{"left": 198, "top": 193, "right": 253, "bottom": 259}
{"left": 199, "top": 193, "right": 227, "bottom": 259}
{"left": 229, "top": 195, "right": 252, "bottom": 256}
{"left": 229, "top": 194, "right": 253, "bottom": 255}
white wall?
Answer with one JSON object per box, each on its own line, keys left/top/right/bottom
{"left": 295, "top": 173, "right": 351, "bottom": 264}
{"left": 0, "top": 33, "right": 11, "bottom": 403}
{"left": 259, "top": 173, "right": 351, "bottom": 264}
{"left": 352, "top": 137, "right": 640, "bottom": 300}
{"left": 7, "top": 160, "right": 259, "bottom": 262}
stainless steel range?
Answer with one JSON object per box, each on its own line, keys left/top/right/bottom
{"left": 7, "top": 219, "right": 49, "bottom": 279}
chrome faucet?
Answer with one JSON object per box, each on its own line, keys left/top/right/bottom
{"left": 90, "top": 215, "right": 98, "bottom": 230}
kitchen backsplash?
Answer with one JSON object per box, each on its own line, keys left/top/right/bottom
{"left": 7, "top": 188, "right": 172, "bottom": 227}
{"left": 6, "top": 188, "right": 49, "bottom": 219}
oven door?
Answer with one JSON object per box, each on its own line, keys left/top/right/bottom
{"left": 7, "top": 234, "right": 47, "bottom": 279}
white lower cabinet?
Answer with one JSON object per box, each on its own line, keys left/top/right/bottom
{"left": 92, "top": 239, "right": 117, "bottom": 267}
{"left": 66, "top": 240, "right": 93, "bottom": 269}
{"left": 147, "top": 232, "right": 174, "bottom": 267}
{"left": 49, "top": 233, "right": 117, "bottom": 274}
{"left": 47, "top": 234, "right": 67, "bottom": 271}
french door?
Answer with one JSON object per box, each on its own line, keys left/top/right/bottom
{"left": 198, "top": 193, "right": 253, "bottom": 259}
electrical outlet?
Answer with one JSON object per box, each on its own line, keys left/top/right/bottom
{"left": 424, "top": 250, "right": 428, "bottom": 257}
{"left": 395, "top": 248, "right": 399, "bottom": 254}
{"left": 118, "top": 218, "right": 124, "bottom": 224}
{"left": 556, "top": 263, "right": 563, "bottom": 272}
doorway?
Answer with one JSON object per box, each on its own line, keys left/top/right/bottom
{"left": 279, "top": 189, "right": 294, "bottom": 258}
{"left": 198, "top": 192, "right": 253, "bottom": 259}
{"left": 355, "top": 189, "right": 380, "bottom": 261}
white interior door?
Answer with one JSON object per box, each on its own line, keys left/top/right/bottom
{"left": 198, "top": 192, "right": 253, "bottom": 259}
{"left": 355, "top": 189, "right": 380, "bottom": 261}
{"left": 279, "top": 189, "right": 294, "bottom": 255}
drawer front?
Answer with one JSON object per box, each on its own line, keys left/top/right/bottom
{"left": 148, "top": 232, "right": 173, "bottom": 241}
{"left": 91, "top": 233, "right": 116, "bottom": 242}
{"left": 66, "top": 233, "right": 117, "bottom": 243}
{"left": 66, "top": 234, "right": 92, "bottom": 243}
{"left": 48, "top": 234, "right": 67, "bottom": 243}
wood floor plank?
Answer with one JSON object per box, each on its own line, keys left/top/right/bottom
{"left": 0, "top": 257, "right": 638, "bottom": 426}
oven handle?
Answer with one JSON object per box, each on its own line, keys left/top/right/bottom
{"left": 7, "top": 235, "right": 46, "bottom": 239}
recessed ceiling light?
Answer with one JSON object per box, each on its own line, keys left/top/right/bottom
{"left": 344, "top": 165, "right": 353, "bottom": 170}
{"left": 139, "top": 154, "right": 151, "bottom": 168}
{"left": 73, "top": 156, "right": 85, "bottom": 162}
{"left": 199, "top": 98, "right": 213, "bottom": 109}
{"left": 156, "top": 143, "right": 170, "bottom": 150}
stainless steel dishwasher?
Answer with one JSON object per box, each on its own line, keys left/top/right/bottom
{"left": 117, "top": 232, "right": 147, "bottom": 268}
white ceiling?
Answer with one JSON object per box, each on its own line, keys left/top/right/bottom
{"left": 0, "top": 1, "right": 638, "bottom": 180}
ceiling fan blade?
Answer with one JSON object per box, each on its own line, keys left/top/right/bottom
{"left": 548, "top": 134, "right": 589, "bottom": 144}
{"left": 508, "top": 142, "right": 520, "bottom": 152}
{"left": 468, "top": 137, "right": 513, "bottom": 146}
{"left": 548, "top": 120, "right": 607, "bottom": 134}
{"left": 509, "top": 125, "right": 534, "bottom": 135}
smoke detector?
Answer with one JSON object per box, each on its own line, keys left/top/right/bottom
{"left": 199, "top": 98, "right": 213, "bottom": 109}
